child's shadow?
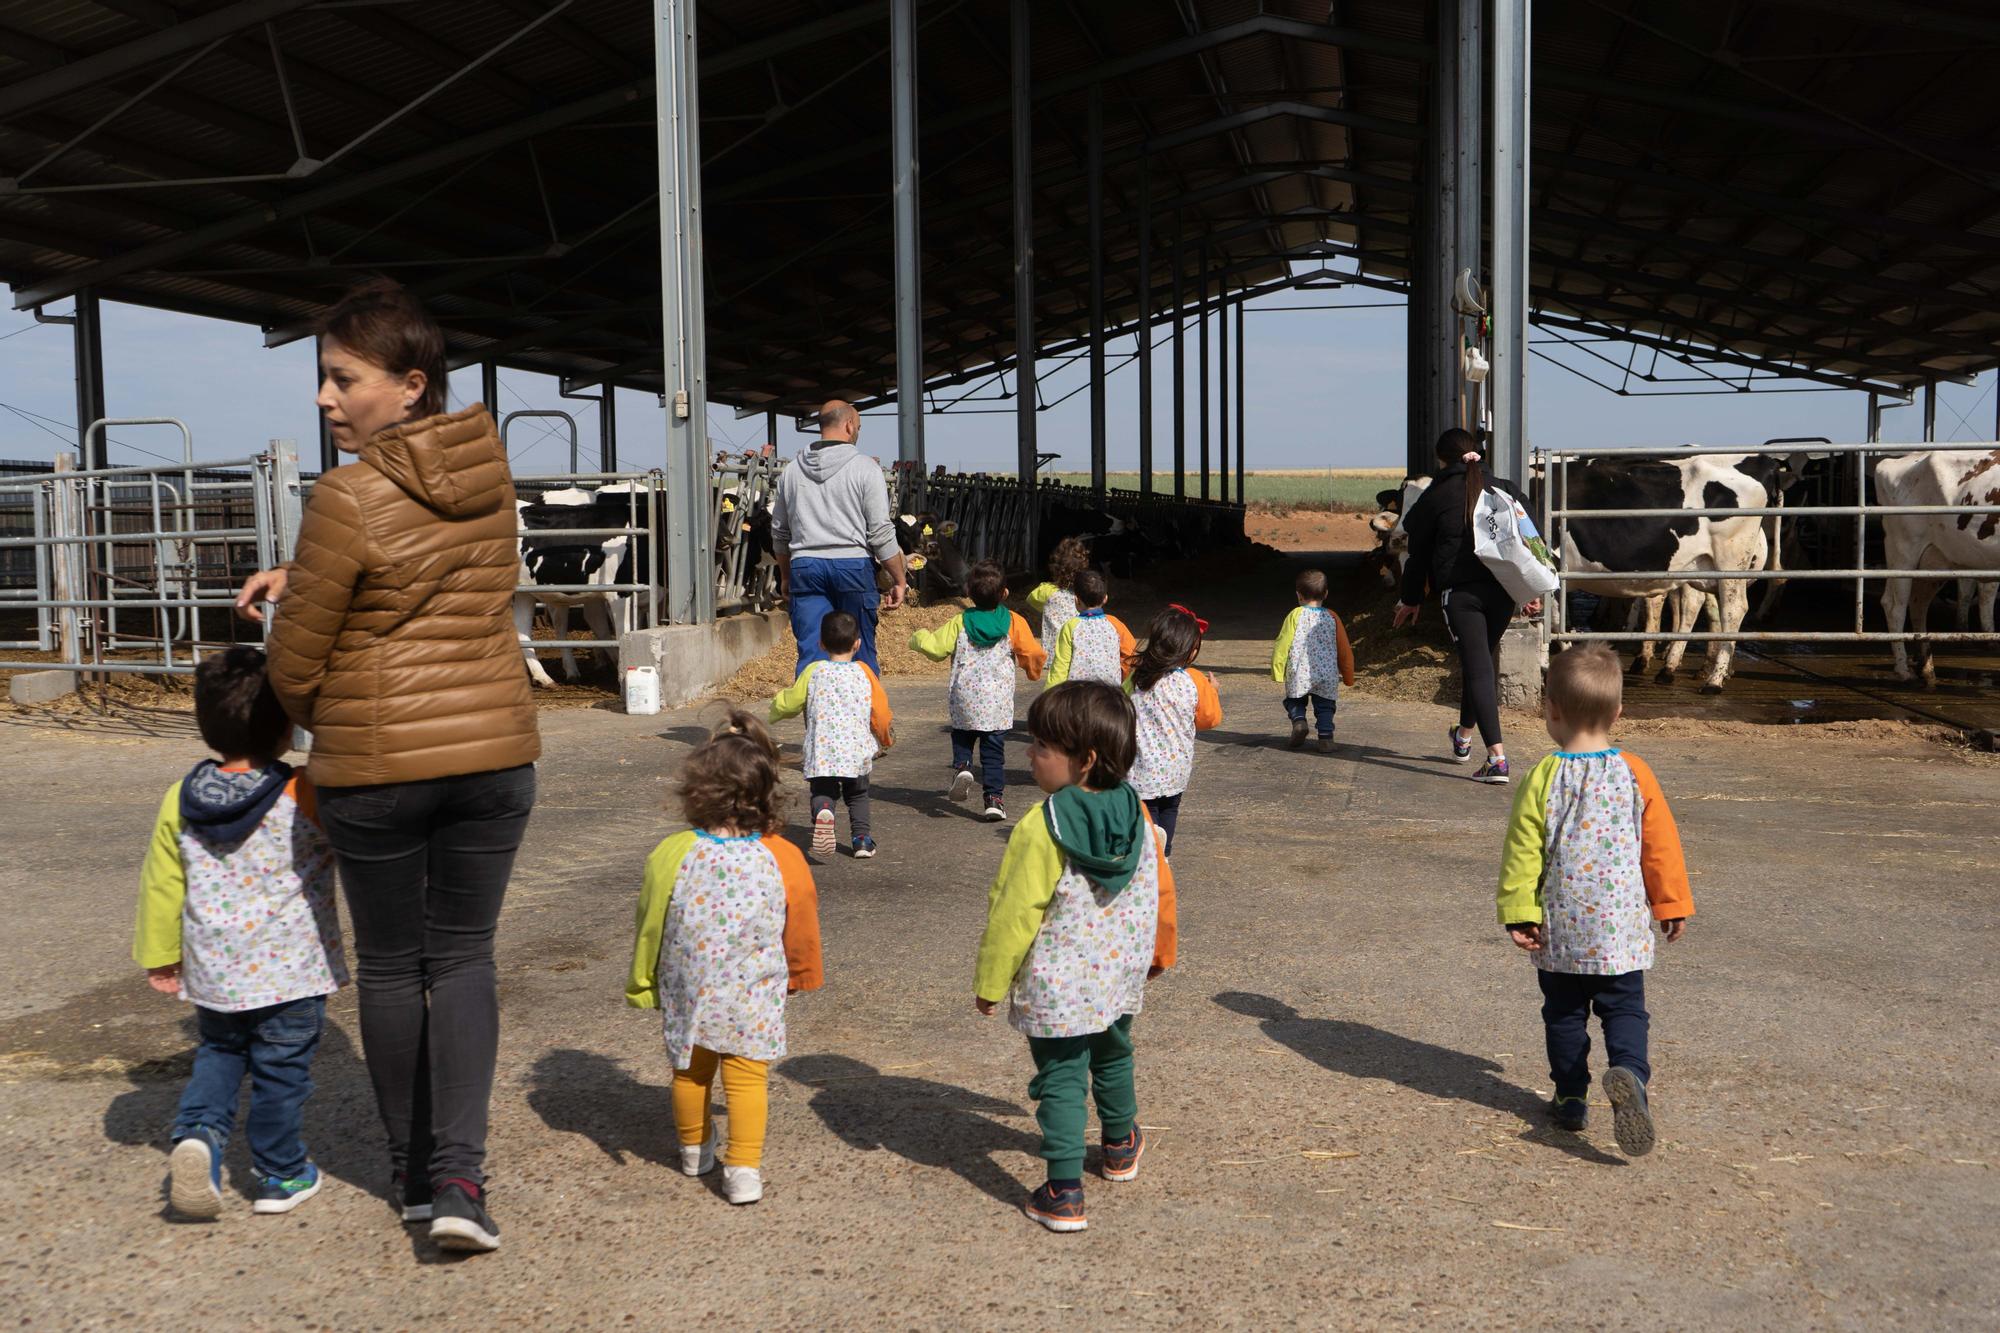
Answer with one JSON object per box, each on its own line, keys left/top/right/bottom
{"left": 1212, "top": 992, "right": 1623, "bottom": 1166}
{"left": 525, "top": 1048, "right": 681, "bottom": 1171}
{"left": 777, "top": 1054, "right": 1039, "bottom": 1205}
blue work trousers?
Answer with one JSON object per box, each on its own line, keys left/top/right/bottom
{"left": 788, "top": 556, "right": 881, "bottom": 674}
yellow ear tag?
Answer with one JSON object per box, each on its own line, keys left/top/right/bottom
{"left": 907, "top": 553, "right": 928, "bottom": 571}
{"left": 922, "top": 524, "right": 933, "bottom": 537}
{"left": 721, "top": 497, "right": 736, "bottom": 512}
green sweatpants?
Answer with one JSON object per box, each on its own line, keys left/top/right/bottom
{"left": 1025, "top": 1014, "right": 1136, "bottom": 1180}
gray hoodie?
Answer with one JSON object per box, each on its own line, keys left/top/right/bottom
{"left": 769, "top": 442, "right": 901, "bottom": 565}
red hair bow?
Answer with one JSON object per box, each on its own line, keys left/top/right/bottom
{"left": 1168, "top": 602, "right": 1210, "bottom": 636}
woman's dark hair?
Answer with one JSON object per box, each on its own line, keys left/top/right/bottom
{"left": 1028, "top": 682, "right": 1137, "bottom": 788}
{"left": 1073, "top": 568, "right": 1108, "bottom": 609}
{"left": 1132, "top": 607, "right": 1202, "bottom": 693}
{"left": 819, "top": 610, "right": 859, "bottom": 655}
{"left": 965, "top": 559, "right": 1007, "bottom": 610}
{"left": 194, "top": 645, "right": 291, "bottom": 761}
{"left": 676, "top": 708, "right": 785, "bottom": 835}
{"left": 1046, "top": 536, "right": 1090, "bottom": 592}
{"left": 317, "top": 277, "right": 449, "bottom": 418}
{"left": 1435, "top": 426, "right": 1484, "bottom": 527}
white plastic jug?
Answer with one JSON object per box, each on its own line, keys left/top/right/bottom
{"left": 623, "top": 665, "right": 661, "bottom": 716}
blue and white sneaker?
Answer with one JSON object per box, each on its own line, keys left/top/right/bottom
{"left": 851, "top": 836, "right": 878, "bottom": 859}
{"left": 168, "top": 1129, "right": 223, "bottom": 1220}
{"left": 1448, "top": 726, "right": 1475, "bottom": 762}
{"left": 1473, "top": 756, "right": 1510, "bottom": 784}
{"left": 252, "top": 1162, "right": 323, "bottom": 1215}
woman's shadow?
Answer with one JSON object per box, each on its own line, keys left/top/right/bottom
{"left": 1212, "top": 992, "right": 1623, "bottom": 1165}
{"left": 776, "top": 1054, "right": 1040, "bottom": 1205}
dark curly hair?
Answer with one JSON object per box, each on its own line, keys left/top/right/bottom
{"left": 1046, "top": 536, "right": 1090, "bottom": 592}
{"left": 676, "top": 708, "right": 786, "bottom": 835}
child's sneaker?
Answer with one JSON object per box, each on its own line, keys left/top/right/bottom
{"left": 1548, "top": 1095, "right": 1588, "bottom": 1132}
{"left": 1316, "top": 734, "right": 1336, "bottom": 754}
{"left": 428, "top": 1180, "right": 500, "bottom": 1253}
{"left": 948, "top": 769, "right": 977, "bottom": 804}
{"left": 680, "top": 1131, "right": 717, "bottom": 1177}
{"left": 1023, "top": 1181, "right": 1088, "bottom": 1232}
{"left": 722, "top": 1164, "right": 763, "bottom": 1205}
{"left": 1473, "top": 756, "right": 1510, "bottom": 784}
{"left": 1288, "top": 718, "right": 1308, "bottom": 750}
{"left": 851, "top": 836, "right": 878, "bottom": 859}
{"left": 811, "top": 809, "right": 835, "bottom": 856}
{"left": 168, "top": 1129, "right": 223, "bottom": 1220}
{"left": 1603, "top": 1066, "right": 1656, "bottom": 1157}
{"left": 393, "top": 1169, "right": 433, "bottom": 1223}
{"left": 982, "top": 796, "right": 1006, "bottom": 822}
{"left": 252, "top": 1162, "right": 323, "bottom": 1215}
{"left": 1100, "top": 1128, "right": 1145, "bottom": 1182}
{"left": 1448, "top": 726, "right": 1474, "bottom": 762}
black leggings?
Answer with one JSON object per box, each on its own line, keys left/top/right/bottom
{"left": 1441, "top": 581, "right": 1514, "bottom": 749}
{"left": 318, "top": 763, "right": 536, "bottom": 1189}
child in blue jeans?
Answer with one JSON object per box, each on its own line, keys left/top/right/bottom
{"left": 134, "top": 647, "right": 346, "bottom": 1219}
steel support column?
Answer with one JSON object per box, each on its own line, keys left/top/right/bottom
{"left": 1865, "top": 392, "right": 1881, "bottom": 445}
{"left": 1087, "top": 83, "right": 1106, "bottom": 498}
{"left": 1012, "top": 0, "right": 1037, "bottom": 504}
{"left": 601, "top": 385, "right": 618, "bottom": 470}
{"left": 1490, "top": 0, "right": 1530, "bottom": 486}
{"left": 1235, "top": 299, "right": 1245, "bottom": 503}
{"left": 73, "top": 290, "right": 106, "bottom": 471}
{"left": 1416, "top": 0, "right": 1481, "bottom": 471}
{"left": 1218, "top": 271, "right": 1230, "bottom": 505}
{"left": 1923, "top": 379, "right": 1937, "bottom": 442}
{"left": 1172, "top": 212, "right": 1185, "bottom": 498}
{"left": 891, "top": 0, "right": 925, "bottom": 491}
{"left": 1198, "top": 238, "right": 1210, "bottom": 500}
{"left": 654, "top": 0, "right": 712, "bottom": 623}
{"left": 1137, "top": 156, "right": 1153, "bottom": 496}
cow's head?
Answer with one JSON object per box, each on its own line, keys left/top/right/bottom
{"left": 1367, "top": 477, "right": 1430, "bottom": 586}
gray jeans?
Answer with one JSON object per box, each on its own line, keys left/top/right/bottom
{"left": 808, "top": 774, "right": 870, "bottom": 840}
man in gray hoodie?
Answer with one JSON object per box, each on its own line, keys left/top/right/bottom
{"left": 770, "top": 400, "right": 908, "bottom": 673}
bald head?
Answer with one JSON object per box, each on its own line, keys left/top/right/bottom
{"left": 817, "top": 399, "right": 860, "bottom": 442}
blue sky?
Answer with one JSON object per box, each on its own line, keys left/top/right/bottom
{"left": 3, "top": 282, "right": 1993, "bottom": 476}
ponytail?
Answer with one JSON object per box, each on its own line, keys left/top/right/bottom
{"left": 1434, "top": 427, "right": 1484, "bottom": 527}
{"left": 1132, "top": 607, "right": 1202, "bottom": 693}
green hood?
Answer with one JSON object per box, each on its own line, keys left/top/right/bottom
{"left": 962, "top": 605, "right": 1011, "bottom": 647}
{"left": 1044, "top": 783, "right": 1146, "bottom": 894}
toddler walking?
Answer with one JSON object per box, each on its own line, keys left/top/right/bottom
{"left": 133, "top": 646, "right": 346, "bottom": 1220}
{"left": 908, "top": 558, "right": 1046, "bottom": 822}
{"left": 1497, "top": 643, "right": 1693, "bottom": 1157}
{"left": 1124, "top": 605, "right": 1222, "bottom": 857}
{"left": 1046, "top": 569, "right": 1137, "bottom": 688}
{"left": 769, "top": 610, "right": 893, "bottom": 858}
{"left": 1271, "top": 568, "right": 1354, "bottom": 752}
{"left": 628, "top": 711, "right": 824, "bottom": 1204}
{"left": 974, "top": 682, "right": 1177, "bottom": 1233}
{"left": 1026, "top": 535, "right": 1091, "bottom": 659}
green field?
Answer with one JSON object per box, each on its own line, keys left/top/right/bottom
{"left": 1046, "top": 469, "right": 1401, "bottom": 510}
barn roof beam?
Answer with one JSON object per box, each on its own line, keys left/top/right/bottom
{"left": 1720, "top": 0, "right": 2000, "bottom": 51}
{"left": 1531, "top": 312, "right": 1913, "bottom": 395}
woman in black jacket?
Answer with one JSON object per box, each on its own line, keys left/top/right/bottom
{"left": 1391, "top": 428, "right": 1541, "bottom": 784}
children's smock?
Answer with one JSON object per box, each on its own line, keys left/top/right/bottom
{"left": 1028, "top": 583, "right": 1080, "bottom": 660}
{"left": 132, "top": 773, "right": 346, "bottom": 1012}
{"left": 1048, "top": 610, "right": 1136, "bottom": 688}
{"left": 1496, "top": 749, "right": 1693, "bottom": 975}
{"left": 1125, "top": 668, "right": 1224, "bottom": 800}
{"left": 628, "top": 830, "right": 822, "bottom": 1067}
{"left": 1271, "top": 605, "right": 1355, "bottom": 699}
{"left": 769, "top": 659, "right": 892, "bottom": 779}
{"left": 975, "top": 802, "right": 1178, "bottom": 1038}
{"left": 908, "top": 610, "right": 1045, "bottom": 732}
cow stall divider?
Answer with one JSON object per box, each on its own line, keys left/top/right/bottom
{"left": 1536, "top": 441, "right": 2000, "bottom": 653}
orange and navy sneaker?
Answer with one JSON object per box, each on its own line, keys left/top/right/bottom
{"left": 1023, "top": 1181, "right": 1087, "bottom": 1233}
{"left": 1100, "top": 1127, "right": 1144, "bottom": 1182}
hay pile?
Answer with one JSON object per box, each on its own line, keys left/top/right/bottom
{"left": 713, "top": 597, "right": 972, "bottom": 702}
{"left": 1337, "top": 569, "right": 1459, "bottom": 707}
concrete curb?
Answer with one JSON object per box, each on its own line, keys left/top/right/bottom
{"left": 7, "top": 669, "right": 78, "bottom": 706}
{"left": 620, "top": 610, "right": 787, "bottom": 710}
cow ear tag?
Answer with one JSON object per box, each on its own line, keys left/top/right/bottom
{"left": 922, "top": 524, "right": 933, "bottom": 537}
{"left": 938, "top": 520, "right": 959, "bottom": 538}
{"left": 721, "top": 496, "right": 736, "bottom": 512}
{"left": 907, "top": 553, "right": 928, "bottom": 571}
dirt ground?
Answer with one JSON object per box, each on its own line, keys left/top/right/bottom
{"left": 1, "top": 548, "right": 1995, "bottom": 1328}
{"left": 1245, "top": 506, "right": 1381, "bottom": 552}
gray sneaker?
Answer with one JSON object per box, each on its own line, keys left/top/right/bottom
{"left": 1603, "top": 1066, "right": 1656, "bottom": 1157}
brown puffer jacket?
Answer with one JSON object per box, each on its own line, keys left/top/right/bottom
{"left": 267, "top": 404, "right": 540, "bottom": 787}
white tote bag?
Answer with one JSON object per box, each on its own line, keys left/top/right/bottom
{"left": 1471, "top": 487, "right": 1559, "bottom": 605}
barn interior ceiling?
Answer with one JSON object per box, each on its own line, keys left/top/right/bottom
{"left": 3, "top": 0, "right": 1997, "bottom": 410}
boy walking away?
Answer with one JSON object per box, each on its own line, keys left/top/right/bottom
{"left": 1497, "top": 643, "right": 1693, "bottom": 1158}
{"left": 1124, "top": 605, "right": 1223, "bottom": 857}
{"left": 770, "top": 610, "right": 893, "bottom": 858}
{"left": 1025, "top": 535, "right": 1091, "bottom": 660}
{"left": 1047, "top": 570, "right": 1137, "bottom": 689}
{"left": 974, "top": 682, "right": 1177, "bottom": 1233}
{"left": 909, "top": 559, "right": 1046, "bottom": 822}
{"left": 133, "top": 647, "right": 346, "bottom": 1220}
{"left": 629, "top": 711, "right": 823, "bottom": 1205}
{"left": 1271, "top": 568, "right": 1354, "bottom": 753}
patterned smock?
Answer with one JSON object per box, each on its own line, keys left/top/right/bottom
{"left": 1127, "top": 667, "right": 1224, "bottom": 800}
{"left": 769, "top": 659, "right": 892, "bottom": 779}
{"left": 908, "top": 611, "right": 1046, "bottom": 733}
{"left": 1496, "top": 749, "right": 1694, "bottom": 975}
{"left": 1049, "top": 611, "right": 1136, "bottom": 688}
{"left": 974, "top": 799, "right": 1179, "bottom": 1039}
{"left": 1039, "top": 588, "right": 1079, "bottom": 660}
{"left": 626, "top": 830, "right": 823, "bottom": 1067}
{"left": 132, "top": 776, "right": 346, "bottom": 1012}
{"left": 1272, "top": 605, "right": 1354, "bottom": 700}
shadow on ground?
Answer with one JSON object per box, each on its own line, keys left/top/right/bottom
{"left": 526, "top": 1048, "right": 680, "bottom": 1171}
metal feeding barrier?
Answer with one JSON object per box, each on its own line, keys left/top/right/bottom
{"left": 1537, "top": 441, "right": 2000, "bottom": 649}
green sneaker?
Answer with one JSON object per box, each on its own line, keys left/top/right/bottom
{"left": 252, "top": 1162, "right": 323, "bottom": 1215}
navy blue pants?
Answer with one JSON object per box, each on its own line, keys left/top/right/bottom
{"left": 1143, "top": 793, "right": 1181, "bottom": 856}
{"left": 1537, "top": 969, "right": 1650, "bottom": 1100}
{"left": 1283, "top": 693, "right": 1336, "bottom": 738}
{"left": 788, "top": 556, "right": 881, "bottom": 674}
{"left": 950, "top": 728, "right": 1007, "bottom": 802}
{"left": 173, "top": 994, "right": 325, "bottom": 1181}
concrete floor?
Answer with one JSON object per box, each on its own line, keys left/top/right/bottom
{"left": 2, "top": 557, "right": 1996, "bottom": 1329}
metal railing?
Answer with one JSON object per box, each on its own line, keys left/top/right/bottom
{"left": 1537, "top": 441, "right": 2000, "bottom": 647}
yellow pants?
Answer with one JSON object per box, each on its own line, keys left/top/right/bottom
{"left": 671, "top": 1047, "right": 769, "bottom": 1168}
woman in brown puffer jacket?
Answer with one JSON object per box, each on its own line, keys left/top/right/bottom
{"left": 238, "top": 278, "right": 536, "bottom": 1254}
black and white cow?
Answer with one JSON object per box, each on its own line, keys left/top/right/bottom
{"left": 1875, "top": 448, "right": 2000, "bottom": 684}
{"left": 513, "top": 485, "right": 659, "bottom": 687}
